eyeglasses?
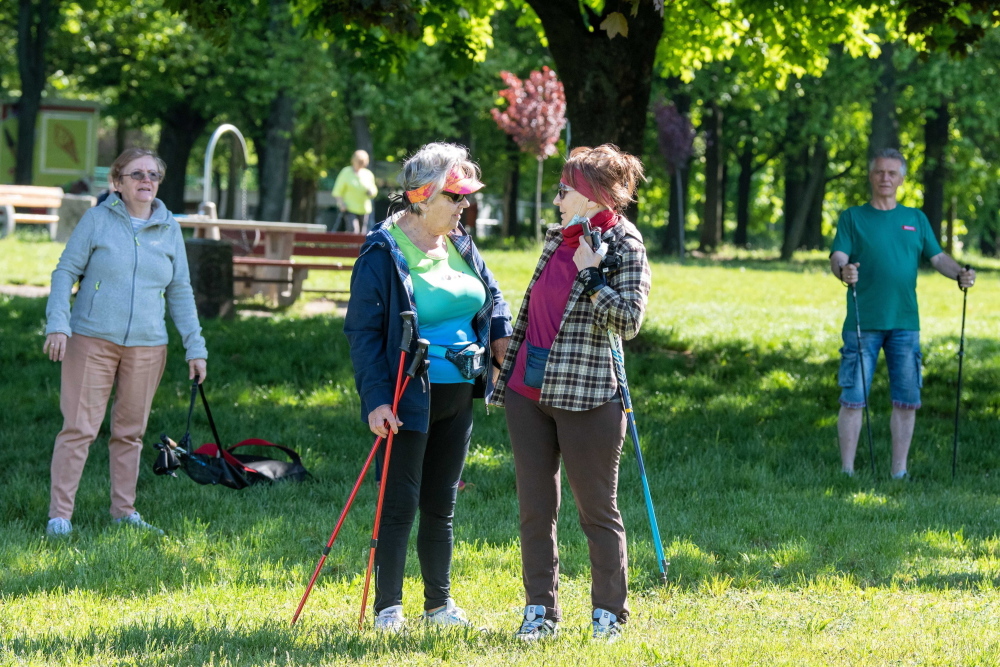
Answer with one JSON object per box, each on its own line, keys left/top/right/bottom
{"left": 439, "top": 191, "right": 466, "bottom": 203}
{"left": 556, "top": 183, "right": 575, "bottom": 200}
{"left": 126, "top": 170, "right": 162, "bottom": 182}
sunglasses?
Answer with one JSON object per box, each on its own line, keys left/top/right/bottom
{"left": 439, "top": 191, "right": 467, "bottom": 203}
{"left": 556, "top": 183, "right": 575, "bottom": 199}
{"left": 125, "top": 170, "right": 163, "bottom": 182}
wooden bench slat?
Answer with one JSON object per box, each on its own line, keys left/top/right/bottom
{"left": 9, "top": 213, "right": 60, "bottom": 224}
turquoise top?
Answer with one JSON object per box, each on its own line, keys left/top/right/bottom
{"left": 389, "top": 223, "right": 487, "bottom": 384}
{"left": 831, "top": 203, "right": 943, "bottom": 332}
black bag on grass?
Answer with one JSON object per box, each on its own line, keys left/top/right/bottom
{"left": 154, "top": 379, "right": 311, "bottom": 489}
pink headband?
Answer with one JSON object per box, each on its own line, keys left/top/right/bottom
{"left": 563, "top": 168, "right": 612, "bottom": 210}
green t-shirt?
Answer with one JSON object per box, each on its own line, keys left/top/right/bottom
{"left": 389, "top": 224, "right": 487, "bottom": 384}
{"left": 830, "top": 203, "right": 943, "bottom": 332}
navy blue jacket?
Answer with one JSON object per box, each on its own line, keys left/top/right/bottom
{"left": 344, "top": 217, "right": 513, "bottom": 433}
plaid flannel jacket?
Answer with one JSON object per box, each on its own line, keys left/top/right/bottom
{"left": 490, "top": 217, "right": 651, "bottom": 412}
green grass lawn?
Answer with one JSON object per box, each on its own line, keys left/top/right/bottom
{"left": 2, "top": 236, "right": 1000, "bottom": 665}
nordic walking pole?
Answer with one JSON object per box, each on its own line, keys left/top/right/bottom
{"left": 851, "top": 281, "right": 876, "bottom": 479}
{"left": 291, "top": 311, "right": 417, "bottom": 625}
{"left": 358, "top": 338, "right": 429, "bottom": 630}
{"left": 291, "top": 345, "right": 421, "bottom": 624}
{"left": 952, "top": 264, "right": 971, "bottom": 480}
{"left": 582, "top": 220, "right": 668, "bottom": 584}
{"left": 608, "top": 331, "right": 669, "bottom": 585}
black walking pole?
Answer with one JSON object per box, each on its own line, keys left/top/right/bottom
{"left": 952, "top": 265, "right": 971, "bottom": 480}
{"left": 851, "top": 283, "right": 876, "bottom": 479}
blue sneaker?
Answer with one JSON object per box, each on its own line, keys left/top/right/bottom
{"left": 516, "top": 605, "right": 557, "bottom": 641}
{"left": 592, "top": 608, "right": 624, "bottom": 642}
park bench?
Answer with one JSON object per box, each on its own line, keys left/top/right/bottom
{"left": 229, "top": 231, "right": 366, "bottom": 305}
{"left": 0, "top": 185, "right": 64, "bottom": 239}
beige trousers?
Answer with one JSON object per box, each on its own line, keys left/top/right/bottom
{"left": 49, "top": 334, "right": 167, "bottom": 520}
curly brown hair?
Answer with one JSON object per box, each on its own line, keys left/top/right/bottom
{"left": 561, "top": 144, "right": 645, "bottom": 213}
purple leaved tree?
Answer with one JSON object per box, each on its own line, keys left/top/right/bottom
{"left": 491, "top": 67, "right": 566, "bottom": 242}
{"left": 655, "top": 102, "right": 695, "bottom": 257}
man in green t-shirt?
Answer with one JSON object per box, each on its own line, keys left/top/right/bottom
{"left": 829, "top": 148, "right": 976, "bottom": 479}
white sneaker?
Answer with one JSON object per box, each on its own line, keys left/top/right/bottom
{"left": 592, "top": 608, "right": 624, "bottom": 642}
{"left": 515, "top": 604, "right": 558, "bottom": 641}
{"left": 46, "top": 517, "right": 72, "bottom": 536}
{"left": 420, "top": 599, "right": 473, "bottom": 627}
{"left": 374, "top": 605, "right": 406, "bottom": 632}
{"left": 113, "top": 511, "right": 164, "bottom": 535}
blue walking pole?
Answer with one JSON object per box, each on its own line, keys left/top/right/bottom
{"left": 582, "top": 218, "right": 667, "bottom": 583}
{"left": 608, "top": 331, "right": 669, "bottom": 585}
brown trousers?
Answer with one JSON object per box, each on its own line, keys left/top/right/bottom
{"left": 505, "top": 389, "right": 629, "bottom": 622}
{"left": 49, "top": 334, "right": 167, "bottom": 520}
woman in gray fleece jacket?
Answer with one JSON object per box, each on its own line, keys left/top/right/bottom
{"left": 42, "top": 148, "right": 207, "bottom": 536}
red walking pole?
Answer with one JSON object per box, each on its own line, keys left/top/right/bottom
{"left": 290, "top": 312, "right": 417, "bottom": 625}
{"left": 358, "top": 339, "right": 429, "bottom": 629}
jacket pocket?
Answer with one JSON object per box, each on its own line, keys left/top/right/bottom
{"left": 87, "top": 281, "right": 102, "bottom": 318}
{"left": 524, "top": 342, "right": 550, "bottom": 389}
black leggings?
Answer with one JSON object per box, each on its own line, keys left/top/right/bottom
{"left": 374, "top": 382, "right": 473, "bottom": 613}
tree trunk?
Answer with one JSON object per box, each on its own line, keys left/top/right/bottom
{"left": 224, "top": 145, "right": 240, "bottom": 219}
{"left": 15, "top": 0, "right": 55, "bottom": 185}
{"left": 945, "top": 195, "right": 956, "bottom": 255}
{"left": 781, "top": 144, "right": 827, "bottom": 260}
{"left": 156, "top": 108, "right": 209, "bottom": 213}
{"left": 734, "top": 146, "right": 753, "bottom": 247}
{"left": 804, "top": 166, "right": 826, "bottom": 250}
{"left": 289, "top": 175, "right": 317, "bottom": 224}
{"left": 923, "top": 102, "right": 949, "bottom": 242}
{"left": 535, "top": 157, "right": 543, "bottom": 243}
{"left": 351, "top": 112, "right": 374, "bottom": 157}
{"left": 526, "top": 0, "right": 663, "bottom": 161}
{"left": 699, "top": 102, "right": 724, "bottom": 252}
{"left": 661, "top": 79, "right": 691, "bottom": 255}
{"left": 869, "top": 41, "right": 899, "bottom": 159}
{"left": 501, "top": 136, "right": 520, "bottom": 238}
{"left": 256, "top": 90, "right": 295, "bottom": 221}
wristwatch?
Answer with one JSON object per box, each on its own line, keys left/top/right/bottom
{"left": 580, "top": 266, "right": 606, "bottom": 297}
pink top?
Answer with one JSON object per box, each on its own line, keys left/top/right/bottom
{"left": 507, "top": 210, "right": 618, "bottom": 401}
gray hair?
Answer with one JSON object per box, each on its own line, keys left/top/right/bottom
{"left": 398, "top": 142, "right": 479, "bottom": 215}
{"left": 868, "top": 148, "right": 907, "bottom": 176}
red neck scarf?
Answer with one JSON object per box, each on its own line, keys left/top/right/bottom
{"left": 560, "top": 209, "right": 617, "bottom": 248}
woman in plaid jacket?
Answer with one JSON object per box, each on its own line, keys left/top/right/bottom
{"left": 491, "top": 144, "right": 651, "bottom": 642}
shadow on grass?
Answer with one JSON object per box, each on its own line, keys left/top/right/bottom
{"left": 3, "top": 618, "right": 516, "bottom": 666}
{"left": 3, "top": 294, "right": 1000, "bottom": 601}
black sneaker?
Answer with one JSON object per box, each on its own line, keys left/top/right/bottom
{"left": 515, "top": 604, "right": 557, "bottom": 641}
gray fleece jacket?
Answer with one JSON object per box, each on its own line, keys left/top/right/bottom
{"left": 45, "top": 194, "right": 208, "bottom": 360}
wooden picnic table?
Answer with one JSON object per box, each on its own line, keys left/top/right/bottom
{"left": 176, "top": 215, "right": 326, "bottom": 305}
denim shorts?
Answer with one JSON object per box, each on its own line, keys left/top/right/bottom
{"left": 838, "top": 330, "right": 923, "bottom": 409}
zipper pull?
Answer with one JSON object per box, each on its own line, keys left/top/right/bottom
{"left": 135, "top": 236, "right": 140, "bottom": 246}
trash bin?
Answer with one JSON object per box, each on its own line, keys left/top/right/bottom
{"left": 185, "top": 238, "right": 234, "bottom": 319}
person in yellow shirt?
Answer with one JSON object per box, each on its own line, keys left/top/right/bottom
{"left": 333, "top": 150, "right": 378, "bottom": 233}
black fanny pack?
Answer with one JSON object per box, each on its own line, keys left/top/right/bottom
{"left": 445, "top": 342, "right": 486, "bottom": 380}
{"left": 523, "top": 342, "right": 550, "bottom": 388}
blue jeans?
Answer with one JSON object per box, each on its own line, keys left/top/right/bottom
{"left": 838, "top": 330, "right": 922, "bottom": 409}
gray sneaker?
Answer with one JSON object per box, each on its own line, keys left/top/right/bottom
{"left": 421, "top": 599, "right": 473, "bottom": 627}
{"left": 113, "top": 511, "right": 164, "bottom": 535}
{"left": 591, "top": 608, "right": 623, "bottom": 642}
{"left": 374, "top": 605, "right": 406, "bottom": 633}
{"left": 46, "top": 517, "right": 72, "bottom": 536}
{"left": 515, "top": 605, "right": 557, "bottom": 641}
